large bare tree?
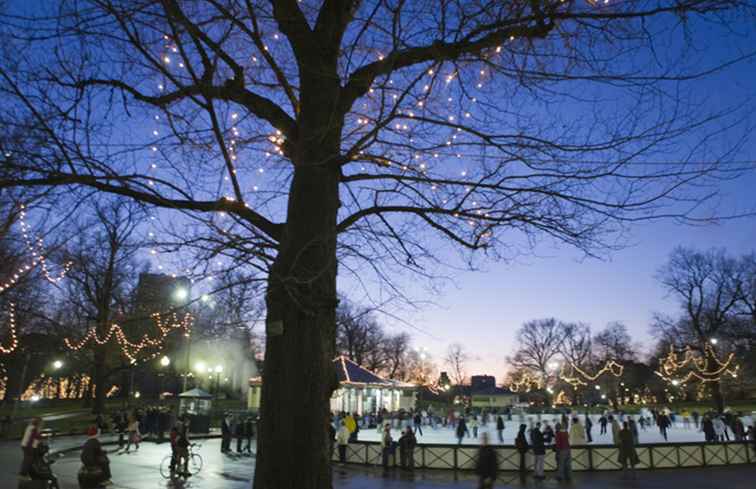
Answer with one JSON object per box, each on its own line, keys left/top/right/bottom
{"left": 0, "top": 1, "right": 753, "bottom": 487}
{"left": 654, "top": 247, "right": 744, "bottom": 411}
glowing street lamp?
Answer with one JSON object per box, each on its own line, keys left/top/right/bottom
{"left": 52, "top": 360, "right": 63, "bottom": 370}
{"left": 174, "top": 287, "right": 189, "bottom": 301}
{"left": 194, "top": 361, "right": 206, "bottom": 373}
{"left": 160, "top": 356, "right": 171, "bottom": 367}
{"left": 594, "top": 385, "right": 601, "bottom": 390}
{"left": 214, "top": 365, "right": 223, "bottom": 374}
{"left": 709, "top": 338, "right": 719, "bottom": 345}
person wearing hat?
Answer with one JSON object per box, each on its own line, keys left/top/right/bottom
{"left": 81, "top": 425, "right": 112, "bottom": 486}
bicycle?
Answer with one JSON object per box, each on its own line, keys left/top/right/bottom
{"left": 160, "top": 443, "right": 203, "bottom": 479}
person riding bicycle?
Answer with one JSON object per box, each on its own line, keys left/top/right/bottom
{"left": 170, "top": 422, "right": 190, "bottom": 477}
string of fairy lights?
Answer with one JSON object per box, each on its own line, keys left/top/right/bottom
{"left": 509, "top": 359, "right": 625, "bottom": 393}
{"left": 64, "top": 312, "right": 194, "bottom": 365}
{"left": 559, "top": 360, "right": 624, "bottom": 389}
{"left": 0, "top": 303, "right": 18, "bottom": 355}
{"left": 655, "top": 344, "right": 739, "bottom": 386}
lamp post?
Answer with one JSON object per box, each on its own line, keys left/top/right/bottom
{"left": 159, "top": 356, "right": 170, "bottom": 399}
{"left": 214, "top": 365, "right": 223, "bottom": 399}
{"left": 52, "top": 360, "right": 64, "bottom": 400}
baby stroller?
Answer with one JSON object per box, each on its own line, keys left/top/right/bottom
{"left": 19, "top": 442, "right": 60, "bottom": 489}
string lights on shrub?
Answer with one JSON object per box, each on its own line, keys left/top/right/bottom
{"left": 559, "top": 360, "right": 624, "bottom": 388}
{"left": 64, "top": 312, "right": 193, "bottom": 364}
{"left": 654, "top": 344, "right": 739, "bottom": 385}
{"left": 509, "top": 371, "right": 543, "bottom": 393}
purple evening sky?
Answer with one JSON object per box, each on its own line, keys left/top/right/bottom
{"left": 388, "top": 172, "right": 756, "bottom": 380}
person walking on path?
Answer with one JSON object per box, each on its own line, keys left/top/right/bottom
{"left": 381, "top": 424, "right": 394, "bottom": 471}
{"left": 599, "top": 415, "right": 608, "bottom": 435}
{"left": 475, "top": 433, "right": 498, "bottom": 489}
{"left": 242, "top": 417, "right": 255, "bottom": 454}
{"left": 585, "top": 415, "right": 593, "bottom": 443}
{"left": 19, "top": 417, "right": 43, "bottom": 479}
{"left": 569, "top": 417, "right": 586, "bottom": 446}
{"left": 81, "top": 426, "right": 113, "bottom": 486}
{"left": 398, "top": 426, "right": 417, "bottom": 470}
{"left": 496, "top": 416, "right": 505, "bottom": 443}
{"left": 618, "top": 421, "right": 639, "bottom": 479}
{"left": 336, "top": 420, "right": 350, "bottom": 463}
{"left": 531, "top": 422, "right": 546, "bottom": 480}
{"left": 554, "top": 423, "right": 571, "bottom": 482}
{"left": 515, "top": 424, "right": 529, "bottom": 475}
{"left": 456, "top": 417, "right": 467, "bottom": 445}
{"left": 610, "top": 415, "right": 621, "bottom": 445}
{"left": 124, "top": 415, "right": 141, "bottom": 453}
{"left": 221, "top": 414, "right": 232, "bottom": 453}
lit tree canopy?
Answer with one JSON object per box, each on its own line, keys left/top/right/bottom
{"left": 0, "top": 1, "right": 753, "bottom": 488}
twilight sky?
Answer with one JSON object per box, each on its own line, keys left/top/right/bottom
{"left": 387, "top": 172, "right": 756, "bottom": 379}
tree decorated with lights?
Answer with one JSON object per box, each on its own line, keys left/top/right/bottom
{"left": 1, "top": 1, "right": 753, "bottom": 487}
{"left": 655, "top": 247, "right": 747, "bottom": 411}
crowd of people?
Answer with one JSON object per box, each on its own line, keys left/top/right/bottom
{"left": 330, "top": 405, "right": 756, "bottom": 487}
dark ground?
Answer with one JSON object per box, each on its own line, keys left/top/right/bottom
{"left": 0, "top": 436, "right": 753, "bottom": 489}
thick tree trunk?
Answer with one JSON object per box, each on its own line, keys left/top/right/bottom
{"left": 92, "top": 349, "right": 107, "bottom": 414}
{"left": 253, "top": 96, "right": 342, "bottom": 488}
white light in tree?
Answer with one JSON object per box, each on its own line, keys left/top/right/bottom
{"left": 160, "top": 356, "right": 170, "bottom": 367}
{"left": 53, "top": 360, "right": 63, "bottom": 370}
{"left": 174, "top": 287, "right": 188, "bottom": 301}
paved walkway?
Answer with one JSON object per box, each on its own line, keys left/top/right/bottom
{"left": 1, "top": 438, "right": 753, "bottom": 489}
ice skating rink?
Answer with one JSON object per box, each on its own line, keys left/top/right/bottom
{"left": 356, "top": 413, "right": 754, "bottom": 445}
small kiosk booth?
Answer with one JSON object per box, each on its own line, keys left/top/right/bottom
{"left": 178, "top": 388, "right": 213, "bottom": 433}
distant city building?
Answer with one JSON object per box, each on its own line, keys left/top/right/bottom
{"left": 133, "top": 273, "right": 191, "bottom": 313}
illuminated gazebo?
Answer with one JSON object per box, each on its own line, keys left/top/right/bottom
{"left": 247, "top": 356, "right": 416, "bottom": 415}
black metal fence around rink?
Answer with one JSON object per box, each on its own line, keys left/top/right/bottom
{"left": 333, "top": 440, "right": 755, "bottom": 471}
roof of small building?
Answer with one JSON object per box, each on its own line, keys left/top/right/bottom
{"left": 249, "top": 357, "right": 416, "bottom": 389}
{"left": 178, "top": 388, "right": 213, "bottom": 399}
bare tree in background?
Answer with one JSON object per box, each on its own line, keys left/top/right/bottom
{"left": 55, "top": 201, "right": 148, "bottom": 414}
{"left": 445, "top": 343, "right": 470, "bottom": 385}
{"left": 509, "top": 318, "right": 565, "bottom": 385}
{"left": 0, "top": 1, "right": 753, "bottom": 487}
{"left": 654, "top": 247, "right": 744, "bottom": 411}
{"left": 593, "top": 322, "right": 637, "bottom": 363}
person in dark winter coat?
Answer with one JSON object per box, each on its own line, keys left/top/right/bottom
{"left": 542, "top": 422, "right": 555, "bottom": 445}
{"left": 515, "top": 424, "right": 529, "bottom": 474}
{"left": 221, "top": 415, "right": 232, "bottom": 453}
{"left": 618, "top": 422, "right": 639, "bottom": 479}
{"left": 531, "top": 423, "right": 546, "bottom": 479}
{"left": 475, "top": 433, "right": 498, "bottom": 489}
{"left": 599, "top": 415, "right": 608, "bottom": 435}
{"left": 585, "top": 415, "right": 593, "bottom": 443}
{"left": 398, "top": 427, "right": 417, "bottom": 470}
{"left": 496, "top": 416, "right": 505, "bottom": 443}
{"left": 456, "top": 418, "right": 467, "bottom": 445}
{"left": 81, "top": 426, "right": 112, "bottom": 485}
{"left": 413, "top": 413, "right": 423, "bottom": 436}
{"left": 657, "top": 414, "right": 670, "bottom": 441}
{"left": 702, "top": 415, "right": 716, "bottom": 442}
